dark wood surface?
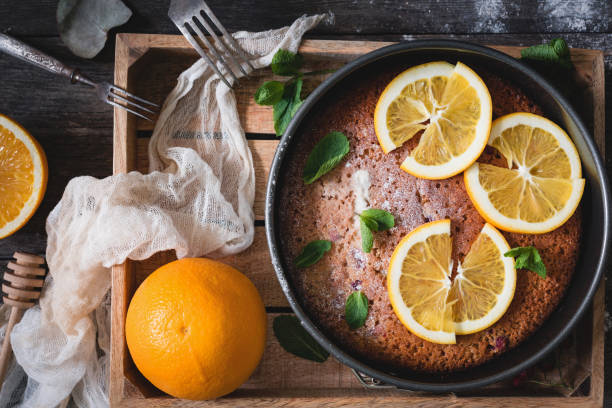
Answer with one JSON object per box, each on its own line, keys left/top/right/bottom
{"left": 0, "top": 0, "right": 610, "bottom": 404}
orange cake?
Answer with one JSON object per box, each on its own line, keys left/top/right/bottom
{"left": 277, "top": 62, "right": 581, "bottom": 372}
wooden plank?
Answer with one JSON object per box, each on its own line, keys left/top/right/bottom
{"left": 2, "top": 0, "right": 611, "bottom": 37}
{"left": 587, "top": 51, "right": 606, "bottom": 408}
{"left": 110, "top": 34, "right": 133, "bottom": 408}
{"left": 113, "top": 35, "right": 136, "bottom": 176}
{"left": 116, "top": 395, "right": 600, "bottom": 408}
{"left": 107, "top": 36, "right": 606, "bottom": 407}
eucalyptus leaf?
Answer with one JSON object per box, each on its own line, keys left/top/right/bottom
{"left": 345, "top": 291, "right": 369, "bottom": 329}
{"left": 273, "top": 315, "right": 329, "bottom": 362}
{"left": 302, "top": 131, "right": 350, "bottom": 184}
{"left": 57, "top": 0, "right": 132, "bottom": 59}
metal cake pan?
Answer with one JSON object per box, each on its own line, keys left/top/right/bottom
{"left": 265, "top": 40, "right": 610, "bottom": 392}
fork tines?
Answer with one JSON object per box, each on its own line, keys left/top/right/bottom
{"left": 107, "top": 85, "right": 159, "bottom": 121}
{"left": 169, "top": 0, "right": 254, "bottom": 88}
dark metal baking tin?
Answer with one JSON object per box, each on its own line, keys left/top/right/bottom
{"left": 265, "top": 40, "right": 610, "bottom": 393}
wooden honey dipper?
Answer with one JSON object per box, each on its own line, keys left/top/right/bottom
{"left": 0, "top": 252, "right": 46, "bottom": 386}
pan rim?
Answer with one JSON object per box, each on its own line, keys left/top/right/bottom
{"left": 265, "top": 39, "right": 610, "bottom": 392}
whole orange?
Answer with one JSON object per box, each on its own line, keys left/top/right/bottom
{"left": 125, "top": 258, "right": 266, "bottom": 400}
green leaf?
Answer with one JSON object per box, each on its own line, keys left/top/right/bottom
{"left": 345, "top": 291, "right": 369, "bottom": 329}
{"left": 360, "top": 209, "right": 395, "bottom": 231}
{"left": 273, "top": 315, "right": 329, "bottom": 362}
{"left": 273, "top": 78, "right": 303, "bottom": 137}
{"left": 551, "top": 38, "right": 570, "bottom": 58}
{"left": 254, "top": 81, "right": 284, "bottom": 105}
{"left": 302, "top": 131, "right": 350, "bottom": 184}
{"left": 504, "top": 246, "right": 547, "bottom": 279}
{"left": 294, "top": 240, "right": 332, "bottom": 268}
{"left": 358, "top": 209, "right": 394, "bottom": 253}
{"left": 521, "top": 38, "right": 573, "bottom": 69}
{"left": 360, "top": 218, "right": 374, "bottom": 253}
{"left": 271, "top": 49, "right": 303, "bottom": 76}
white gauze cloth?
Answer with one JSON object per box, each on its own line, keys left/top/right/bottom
{"left": 0, "top": 14, "right": 328, "bottom": 408}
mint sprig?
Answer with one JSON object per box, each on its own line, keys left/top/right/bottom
{"left": 359, "top": 218, "right": 375, "bottom": 253}
{"left": 345, "top": 291, "right": 369, "bottom": 329}
{"left": 273, "top": 78, "right": 303, "bottom": 136}
{"left": 254, "top": 49, "right": 335, "bottom": 137}
{"left": 273, "top": 315, "right": 329, "bottom": 362}
{"left": 254, "top": 80, "right": 284, "bottom": 105}
{"left": 271, "top": 49, "right": 304, "bottom": 76}
{"left": 302, "top": 131, "right": 349, "bottom": 184}
{"left": 504, "top": 246, "right": 547, "bottom": 279}
{"left": 359, "top": 209, "right": 395, "bottom": 253}
{"left": 294, "top": 240, "right": 332, "bottom": 268}
{"left": 521, "top": 38, "right": 573, "bottom": 69}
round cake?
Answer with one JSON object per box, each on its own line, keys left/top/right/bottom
{"left": 277, "top": 61, "right": 581, "bottom": 373}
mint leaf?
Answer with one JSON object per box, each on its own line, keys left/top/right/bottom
{"left": 359, "top": 209, "right": 394, "bottom": 253}
{"left": 273, "top": 315, "right": 329, "bottom": 362}
{"left": 345, "top": 291, "right": 369, "bottom": 329}
{"left": 551, "top": 38, "right": 570, "bottom": 58}
{"left": 294, "top": 240, "right": 332, "bottom": 268}
{"left": 302, "top": 131, "right": 350, "bottom": 184}
{"left": 360, "top": 209, "right": 395, "bottom": 231}
{"left": 254, "top": 80, "right": 284, "bottom": 105}
{"left": 521, "top": 38, "right": 573, "bottom": 69}
{"left": 504, "top": 246, "right": 547, "bottom": 279}
{"left": 273, "top": 78, "right": 303, "bottom": 136}
{"left": 360, "top": 218, "right": 374, "bottom": 253}
{"left": 271, "top": 49, "right": 303, "bottom": 76}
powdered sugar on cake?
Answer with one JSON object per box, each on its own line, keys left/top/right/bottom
{"left": 351, "top": 169, "right": 371, "bottom": 214}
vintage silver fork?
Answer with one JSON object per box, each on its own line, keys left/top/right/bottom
{"left": 0, "top": 33, "right": 158, "bottom": 121}
{"left": 169, "top": 0, "right": 255, "bottom": 88}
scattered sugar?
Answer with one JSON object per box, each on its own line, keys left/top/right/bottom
{"left": 473, "top": 0, "right": 508, "bottom": 33}
{"left": 351, "top": 247, "right": 367, "bottom": 269}
{"left": 322, "top": 11, "right": 336, "bottom": 26}
{"left": 536, "top": 0, "right": 606, "bottom": 32}
{"left": 351, "top": 169, "right": 371, "bottom": 214}
{"left": 605, "top": 311, "right": 612, "bottom": 332}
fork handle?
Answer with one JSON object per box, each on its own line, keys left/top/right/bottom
{"left": 0, "top": 33, "right": 87, "bottom": 84}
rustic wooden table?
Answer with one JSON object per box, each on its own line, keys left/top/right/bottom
{"left": 0, "top": 0, "right": 610, "bottom": 405}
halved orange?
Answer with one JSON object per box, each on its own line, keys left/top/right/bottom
{"left": 0, "top": 114, "right": 47, "bottom": 239}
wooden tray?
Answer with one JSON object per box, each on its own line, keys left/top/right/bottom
{"left": 110, "top": 34, "right": 605, "bottom": 407}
